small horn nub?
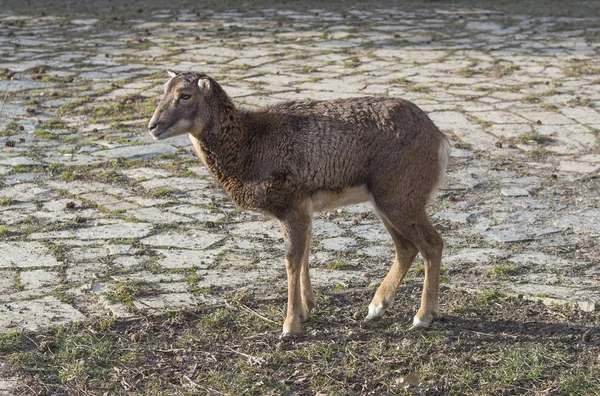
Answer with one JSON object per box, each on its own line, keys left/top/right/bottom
{"left": 167, "top": 70, "right": 178, "bottom": 78}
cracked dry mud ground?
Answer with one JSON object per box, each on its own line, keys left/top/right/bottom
{"left": 0, "top": 2, "right": 599, "bottom": 394}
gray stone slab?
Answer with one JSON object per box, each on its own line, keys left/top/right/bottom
{"left": 0, "top": 296, "right": 86, "bottom": 332}
{"left": 128, "top": 207, "right": 194, "bottom": 224}
{"left": 558, "top": 161, "right": 600, "bottom": 174}
{"left": 167, "top": 205, "right": 226, "bottom": 223}
{"left": 485, "top": 230, "right": 532, "bottom": 243}
{"left": 121, "top": 167, "right": 174, "bottom": 180}
{"left": 195, "top": 267, "right": 281, "bottom": 289}
{"left": 91, "top": 143, "right": 178, "bottom": 159}
{"left": 0, "top": 157, "right": 45, "bottom": 166}
{"left": 501, "top": 187, "right": 530, "bottom": 197}
{"left": 352, "top": 223, "right": 390, "bottom": 243}
{"left": 139, "top": 177, "right": 210, "bottom": 191}
{"left": 27, "top": 222, "right": 153, "bottom": 240}
{"left": 321, "top": 237, "right": 357, "bottom": 251}
{"left": 68, "top": 246, "right": 111, "bottom": 262}
{"left": 309, "top": 268, "right": 365, "bottom": 287}
{"left": 0, "top": 242, "right": 61, "bottom": 268}
{"left": 20, "top": 269, "right": 61, "bottom": 290}
{"left": 155, "top": 248, "right": 222, "bottom": 269}
{"left": 508, "top": 252, "right": 569, "bottom": 267}
{"left": 359, "top": 245, "right": 392, "bottom": 258}
{"left": 432, "top": 211, "right": 474, "bottom": 223}
{"left": 132, "top": 292, "right": 209, "bottom": 312}
{"left": 229, "top": 220, "right": 281, "bottom": 239}
{"left": 554, "top": 211, "right": 600, "bottom": 233}
{"left": 312, "top": 219, "right": 344, "bottom": 238}
{"left": 0, "top": 270, "right": 15, "bottom": 293}
{"left": 140, "top": 230, "right": 225, "bottom": 250}
{"left": 445, "top": 248, "right": 507, "bottom": 265}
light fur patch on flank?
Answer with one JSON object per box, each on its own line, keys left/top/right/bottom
{"left": 311, "top": 185, "right": 371, "bottom": 212}
{"left": 432, "top": 137, "right": 451, "bottom": 195}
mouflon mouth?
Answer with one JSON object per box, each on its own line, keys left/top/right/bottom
{"left": 149, "top": 121, "right": 177, "bottom": 140}
{"left": 149, "top": 129, "right": 168, "bottom": 140}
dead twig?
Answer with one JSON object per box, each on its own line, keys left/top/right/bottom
{"left": 240, "top": 303, "right": 278, "bottom": 324}
{"left": 183, "top": 375, "right": 223, "bottom": 394}
{"left": 0, "top": 89, "right": 8, "bottom": 117}
{"left": 225, "top": 346, "right": 265, "bottom": 366}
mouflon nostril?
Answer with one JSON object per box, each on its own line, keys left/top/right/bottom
{"left": 148, "top": 122, "right": 158, "bottom": 131}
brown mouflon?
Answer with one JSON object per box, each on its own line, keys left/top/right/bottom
{"left": 148, "top": 71, "right": 450, "bottom": 336}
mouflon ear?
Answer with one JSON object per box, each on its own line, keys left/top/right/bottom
{"left": 167, "top": 70, "right": 178, "bottom": 78}
{"left": 198, "top": 77, "right": 212, "bottom": 96}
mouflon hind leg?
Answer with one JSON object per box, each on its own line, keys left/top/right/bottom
{"left": 370, "top": 198, "right": 443, "bottom": 329}
{"left": 366, "top": 213, "right": 418, "bottom": 320}
{"left": 300, "top": 227, "right": 317, "bottom": 319}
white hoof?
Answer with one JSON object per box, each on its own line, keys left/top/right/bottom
{"left": 281, "top": 318, "right": 302, "bottom": 338}
{"left": 410, "top": 316, "right": 431, "bottom": 330}
{"left": 280, "top": 330, "right": 297, "bottom": 339}
{"left": 365, "top": 303, "right": 385, "bottom": 321}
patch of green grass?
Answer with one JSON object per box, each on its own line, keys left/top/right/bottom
{"left": 14, "top": 274, "right": 25, "bottom": 291}
{"left": 149, "top": 187, "right": 174, "bottom": 198}
{"left": 126, "top": 38, "right": 153, "bottom": 50}
{"left": 50, "top": 288, "right": 73, "bottom": 304}
{"left": 0, "top": 121, "right": 20, "bottom": 137}
{"left": 567, "top": 97, "right": 592, "bottom": 107}
{"left": 34, "top": 129, "right": 56, "bottom": 140}
{"left": 0, "top": 225, "right": 8, "bottom": 236}
{"left": 194, "top": 285, "right": 215, "bottom": 294}
{"left": 453, "top": 140, "right": 472, "bottom": 149}
{"left": 0, "top": 196, "right": 13, "bottom": 206}
{"left": 563, "top": 63, "right": 600, "bottom": 77}
{"left": 38, "top": 119, "right": 69, "bottom": 131}
{"left": 541, "top": 88, "right": 558, "bottom": 97}
{"left": 44, "top": 242, "right": 69, "bottom": 262}
{"left": 491, "top": 264, "right": 519, "bottom": 279}
{"left": 93, "top": 170, "right": 130, "bottom": 185}
{"left": 184, "top": 273, "right": 202, "bottom": 283}
{"left": 294, "top": 66, "right": 318, "bottom": 74}
{"left": 466, "top": 114, "right": 493, "bottom": 128}
{"left": 536, "top": 293, "right": 550, "bottom": 298}
{"left": 524, "top": 94, "right": 543, "bottom": 104}
{"left": 328, "top": 261, "right": 348, "bottom": 270}
{"left": 104, "top": 281, "right": 155, "bottom": 308}
{"left": 0, "top": 330, "right": 24, "bottom": 353}
{"left": 58, "top": 97, "right": 90, "bottom": 113}
{"left": 494, "top": 64, "right": 519, "bottom": 77}
{"left": 407, "top": 85, "right": 430, "bottom": 93}
{"left": 413, "top": 264, "right": 425, "bottom": 275}
{"left": 390, "top": 77, "right": 409, "bottom": 84}
{"left": 543, "top": 103, "right": 559, "bottom": 112}
{"left": 518, "top": 131, "right": 554, "bottom": 145}
{"left": 526, "top": 147, "right": 550, "bottom": 158}
{"left": 458, "top": 67, "right": 477, "bottom": 77}
{"left": 476, "top": 289, "right": 507, "bottom": 305}
{"left": 60, "top": 170, "right": 81, "bottom": 181}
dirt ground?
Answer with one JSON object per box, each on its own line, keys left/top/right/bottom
{"left": 1, "top": 287, "right": 600, "bottom": 395}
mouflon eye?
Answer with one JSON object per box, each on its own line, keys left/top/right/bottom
{"left": 180, "top": 94, "right": 191, "bottom": 100}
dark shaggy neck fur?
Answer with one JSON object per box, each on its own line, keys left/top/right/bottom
{"left": 189, "top": 77, "right": 250, "bottom": 202}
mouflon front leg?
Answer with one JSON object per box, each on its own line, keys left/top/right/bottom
{"left": 279, "top": 207, "right": 312, "bottom": 336}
